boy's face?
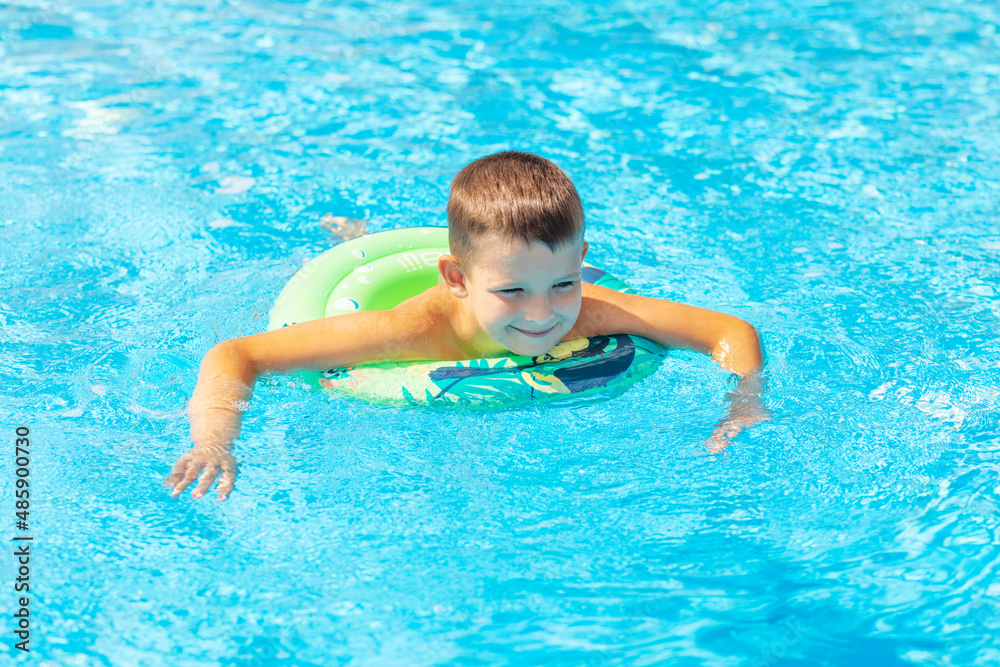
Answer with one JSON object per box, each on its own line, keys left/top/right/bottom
{"left": 439, "top": 232, "right": 589, "bottom": 357}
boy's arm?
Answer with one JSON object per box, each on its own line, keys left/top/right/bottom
{"left": 576, "top": 284, "right": 768, "bottom": 452}
{"left": 165, "top": 295, "right": 450, "bottom": 501}
{"left": 578, "top": 284, "right": 763, "bottom": 376}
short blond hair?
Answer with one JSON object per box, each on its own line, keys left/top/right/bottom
{"left": 447, "top": 151, "right": 584, "bottom": 272}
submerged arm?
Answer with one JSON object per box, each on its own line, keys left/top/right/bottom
{"left": 163, "top": 342, "right": 255, "bottom": 501}
{"left": 706, "top": 369, "right": 769, "bottom": 453}
{"left": 627, "top": 293, "right": 769, "bottom": 451}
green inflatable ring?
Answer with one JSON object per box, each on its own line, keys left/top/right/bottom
{"left": 267, "top": 226, "right": 666, "bottom": 409}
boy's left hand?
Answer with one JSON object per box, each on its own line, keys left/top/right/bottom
{"left": 705, "top": 407, "right": 771, "bottom": 453}
{"left": 704, "top": 372, "right": 771, "bottom": 453}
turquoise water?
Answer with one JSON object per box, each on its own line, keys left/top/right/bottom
{"left": 2, "top": 0, "right": 999, "bottom": 664}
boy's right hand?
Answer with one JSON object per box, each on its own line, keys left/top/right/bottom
{"left": 163, "top": 445, "right": 237, "bottom": 501}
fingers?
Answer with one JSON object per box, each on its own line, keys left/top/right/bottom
{"left": 216, "top": 461, "right": 237, "bottom": 501}
{"left": 162, "top": 453, "right": 194, "bottom": 487}
{"left": 163, "top": 452, "right": 238, "bottom": 501}
{"left": 706, "top": 434, "right": 730, "bottom": 454}
{"left": 705, "top": 413, "right": 771, "bottom": 453}
{"left": 169, "top": 459, "right": 206, "bottom": 499}
{"left": 191, "top": 463, "right": 219, "bottom": 500}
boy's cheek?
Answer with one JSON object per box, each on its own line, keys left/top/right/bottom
{"left": 556, "top": 291, "right": 583, "bottom": 313}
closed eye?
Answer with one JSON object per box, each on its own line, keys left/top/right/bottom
{"left": 497, "top": 281, "right": 576, "bottom": 295}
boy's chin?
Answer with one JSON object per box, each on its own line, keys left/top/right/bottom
{"left": 504, "top": 336, "right": 558, "bottom": 358}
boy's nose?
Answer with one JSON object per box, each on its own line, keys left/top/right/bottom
{"left": 523, "top": 296, "right": 555, "bottom": 325}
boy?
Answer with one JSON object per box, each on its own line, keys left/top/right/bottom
{"left": 164, "top": 151, "right": 767, "bottom": 502}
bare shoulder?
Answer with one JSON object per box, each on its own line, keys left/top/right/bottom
{"left": 390, "top": 283, "right": 469, "bottom": 360}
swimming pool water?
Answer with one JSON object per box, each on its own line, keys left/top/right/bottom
{"left": 1, "top": 0, "right": 999, "bottom": 664}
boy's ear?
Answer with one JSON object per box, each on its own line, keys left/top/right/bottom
{"left": 438, "top": 254, "right": 470, "bottom": 298}
{"left": 581, "top": 241, "right": 589, "bottom": 262}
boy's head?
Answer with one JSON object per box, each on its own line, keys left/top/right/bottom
{"left": 446, "top": 150, "right": 585, "bottom": 273}
{"left": 438, "top": 151, "right": 589, "bottom": 356}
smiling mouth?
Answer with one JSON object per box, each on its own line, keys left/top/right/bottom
{"left": 512, "top": 325, "right": 555, "bottom": 337}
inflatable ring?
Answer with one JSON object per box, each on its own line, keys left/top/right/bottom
{"left": 268, "top": 226, "right": 666, "bottom": 409}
